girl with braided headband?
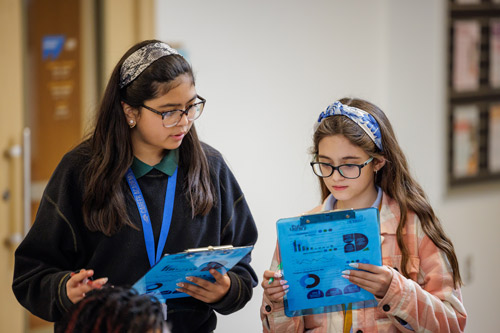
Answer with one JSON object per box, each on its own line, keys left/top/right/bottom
{"left": 13, "top": 40, "right": 258, "bottom": 332}
{"left": 261, "top": 98, "right": 466, "bottom": 332}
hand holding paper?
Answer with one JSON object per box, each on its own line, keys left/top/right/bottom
{"left": 132, "top": 245, "right": 253, "bottom": 302}
{"left": 341, "top": 262, "right": 393, "bottom": 299}
{"left": 276, "top": 207, "right": 383, "bottom": 317}
{"left": 176, "top": 268, "right": 231, "bottom": 303}
{"left": 262, "top": 269, "right": 289, "bottom": 303}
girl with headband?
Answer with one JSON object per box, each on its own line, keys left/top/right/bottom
{"left": 13, "top": 40, "right": 258, "bottom": 332}
{"left": 260, "top": 98, "right": 466, "bottom": 332}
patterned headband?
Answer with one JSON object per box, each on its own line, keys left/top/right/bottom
{"left": 317, "top": 101, "right": 383, "bottom": 151}
{"left": 119, "top": 42, "right": 180, "bottom": 88}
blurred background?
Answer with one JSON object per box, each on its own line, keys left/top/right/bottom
{"left": 1, "top": 0, "right": 499, "bottom": 332}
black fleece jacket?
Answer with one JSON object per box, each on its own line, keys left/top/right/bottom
{"left": 12, "top": 141, "right": 258, "bottom": 333}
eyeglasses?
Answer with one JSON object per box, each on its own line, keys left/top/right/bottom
{"left": 141, "top": 95, "right": 206, "bottom": 128}
{"left": 310, "top": 157, "right": 374, "bottom": 179}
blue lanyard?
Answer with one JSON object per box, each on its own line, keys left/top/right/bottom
{"left": 125, "top": 167, "right": 178, "bottom": 267}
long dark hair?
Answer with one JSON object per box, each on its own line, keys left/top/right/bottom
{"left": 311, "top": 98, "right": 462, "bottom": 288}
{"left": 82, "top": 39, "right": 215, "bottom": 236}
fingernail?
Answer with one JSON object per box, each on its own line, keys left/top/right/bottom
{"left": 279, "top": 280, "right": 288, "bottom": 285}
{"left": 98, "top": 277, "right": 108, "bottom": 284}
{"left": 283, "top": 284, "right": 289, "bottom": 290}
{"left": 274, "top": 272, "right": 282, "bottom": 278}
{"left": 185, "top": 276, "right": 193, "bottom": 282}
{"left": 349, "top": 263, "right": 359, "bottom": 268}
{"left": 341, "top": 270, "right": 350, "bottom": 275}
{"left": 176, "top": 282, "right": 184, "bottom": 287}
{"left": 284, "top": 289, "right": 289, "bottom": 294}
{"left": 342, "top": 275, "right": 349, "bottom": 279}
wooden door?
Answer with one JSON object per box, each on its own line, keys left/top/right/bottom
{"left": 0, "top": 0, "right": 28, "bottom": 332}
{"left": 25, "top": 0, "right": 83, "bottom": 330}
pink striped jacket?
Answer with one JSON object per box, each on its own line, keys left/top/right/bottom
{"left": 261, "top": 192, "right": 467, "bottom": 332}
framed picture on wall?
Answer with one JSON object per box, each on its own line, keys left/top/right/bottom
{"left": 489, "top": 105, "right": 500, "bottom": 173}
{"left": 452, "top": 105, "right": 480, "bottom": 178}
{"left": 452, "top": 20, "right": 481, "bottom": 92}
{"left": 447, "top": 1, "right": 500, "bottom": 187}
{"left": 490, "top": 20, "right": 500, "bottom": 88}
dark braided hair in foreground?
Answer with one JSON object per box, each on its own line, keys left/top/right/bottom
{"left": 56, "top": 286, "right": 169, "bottom": 333}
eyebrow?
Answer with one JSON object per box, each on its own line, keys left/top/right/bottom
{"left": 156, "top": 95, "right": 197, "bottom": 108}
{"left": 317, "top": 155, "right": 362, "bottom": 162}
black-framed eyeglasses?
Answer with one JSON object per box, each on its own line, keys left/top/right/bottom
{"left": 141, "top": 95, "right": 206, "bottom": 128}
{"left": 310, "top": 157, "right": 374, "bottom": 179}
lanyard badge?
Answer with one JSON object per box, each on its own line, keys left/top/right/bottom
{"left": 126, "top": 168, "right": 178, "bottom": 267}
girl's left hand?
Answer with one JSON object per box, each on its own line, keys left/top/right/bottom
{"left": 176, "top": 269, "right": 231, "bottom": 303}
{"left": 342, "top": 263, "right": 393, "bottom": 299}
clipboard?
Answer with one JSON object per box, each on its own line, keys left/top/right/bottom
{"left": 132, "top": 245, "right": 253, "bottom": 302}
{"left": 276, "top": 207, "right": 382, "bottom": 317}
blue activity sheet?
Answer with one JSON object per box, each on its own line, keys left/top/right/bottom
{"left": 132, "top": 245, "right": 253, "bottom": 302}
{"left": 277, "top": 208, "right": 382, "bottom": 317}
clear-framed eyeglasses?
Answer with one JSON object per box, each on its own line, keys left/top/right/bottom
{"left": 141, "top": 95, "right": 206, "bottom": 128}
{"left": 310, "top": 157, "right": 374, "bottom": 179}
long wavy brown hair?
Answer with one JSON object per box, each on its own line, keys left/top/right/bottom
{"left": 311, "top": 97, "right": 462, "bottom": 288}
{"left": 82, "top": 39, "right": 215, "bottom": 236}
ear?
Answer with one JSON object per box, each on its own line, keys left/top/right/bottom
{"left": 373, "top": 156, "right": 386, "bottom": 172}
{"left": 121, "top": 101, "right": 139, "bottom": 122}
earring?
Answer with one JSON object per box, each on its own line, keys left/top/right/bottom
{"left": 128, "top": 119, "right": 136, "bottom": 128}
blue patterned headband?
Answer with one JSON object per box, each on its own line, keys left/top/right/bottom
{"left": 119, "top": 42, "right": 180, "bottom": 88}
{"left": 317, "top": 101, "right": 383, "bottom": 151}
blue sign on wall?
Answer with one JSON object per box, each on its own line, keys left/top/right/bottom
{"left": 42, "top": 35, "right": 65, "bottom": 60}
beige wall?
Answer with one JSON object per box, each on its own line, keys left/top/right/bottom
{"left": 80, "top": 0, "right": 98, "bottom": 134}
{"left": 0, "top": 0, "right": 27, "bottom": 331}
{"left": 101, "top": 0, "right": 155, "bottom": 88}
{"left": 80, "top": 0, "right": 155, "bottom": 135}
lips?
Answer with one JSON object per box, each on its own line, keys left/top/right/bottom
{"left": 332, "top": 186, "right": 348, "bottom": 191}
{"left": 171, "top": 132, "right": 185, "bottom": 140}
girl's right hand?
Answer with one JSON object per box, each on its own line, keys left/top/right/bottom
{"left": 261, "top": 270, "right": 289, "bottom": 303}
{"left": 66, "top": 269, "right": 108, "bottom": 304}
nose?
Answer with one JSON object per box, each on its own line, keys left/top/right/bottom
{"left": 330, "top": 167, "right": 344, "bottom": 181}
{"left": 177, "top": 112, "right": 189, "bottom": 126}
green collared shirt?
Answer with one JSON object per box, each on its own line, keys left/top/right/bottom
{"left": 130, "top": 149, "right": 179, "bottom": 178}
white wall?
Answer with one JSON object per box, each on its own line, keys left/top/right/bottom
{"left": 385, "top": 2, "right": 500, "bottom": 332}
{"left": 156, "top": 1, "right": 500, "bottom": 332}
